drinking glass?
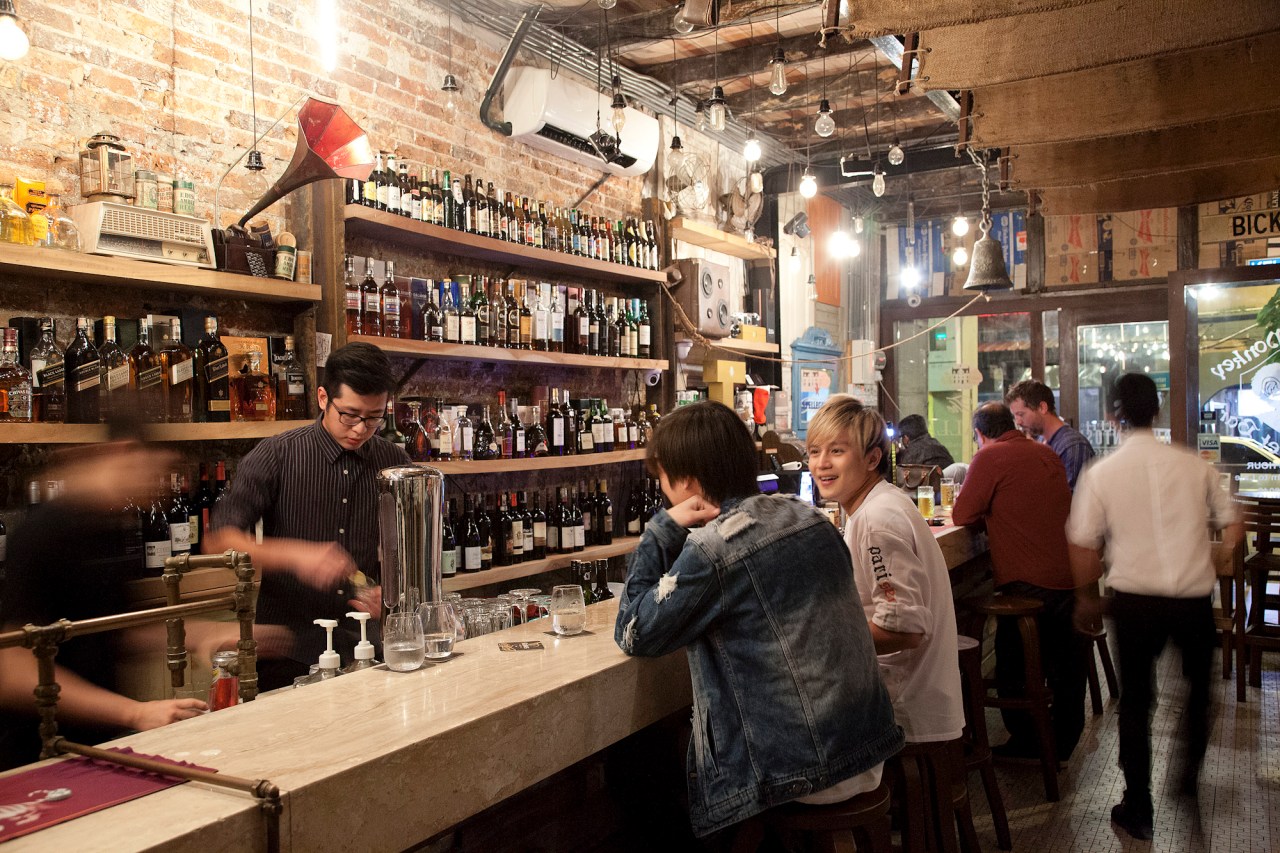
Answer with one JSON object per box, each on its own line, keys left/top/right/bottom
{"left": 497, "top": 593, "right": 525, "bottom": 625}
{"left": 550, "top": 584, "right": 587, "bottom": 636}
{"left": 510, "top": 588, "right": 543, "bottom": 622}
{"left": 383, "top": 612, "right": 425, "bottom": 672}
{"left": 940, "top": 478, "right": 956, "bottom": 513}
{"left": 418, "top": 603, "right": 457, "bottom": 660}
{"left": 916, "top": 486, "right": 934, "bottom": 519}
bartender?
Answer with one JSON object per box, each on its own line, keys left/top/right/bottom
{"left": 206, "top": 342, "right": 410, "bottom": 689}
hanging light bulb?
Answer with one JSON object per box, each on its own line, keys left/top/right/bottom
{"left": 598, "top": 0, "right": 617, "bottom": 8}
{"left": 848, "top": 237, "right": 861, "bottom": 258}
{"left": 441, "top": 73, "right": 459, "bottom": 116}
{"left": 694, "top": 99, "right": 707, "bottom": 132}
{"left": 0, "top": 0, "right": 30, "bottom": 61}
{"left": 951, "top": 213, "right": 970, "bottom": 237}
{"left": 887, "top": 139, "right": 905, "bottom": 166}
{"left": 743, "top": 130, "right": 761, "bottom": 163}
{"left": 854, "top": 215, "right": 864, "bottom": 234}
{"left": 789, "top": 245, "right": 801, "bottom": 271}
{"left": 768, "top": 46, "right": 787, "bottom": 96}
{"left": 667, "top": 133, "right": 684, "bottom": 173}
{"left": 828, "top": 229, "right": 850, "bottom": 259}
{"left": 952, "top": 246, "right": 969, "bottom": 267}
{"left": 814, "top": 98, "right": 835, "bottom": 138}
{"left": 610, "top": 75, "right": 628, "bottom": 133}
{"left": 673, "top": 5, "right": 695, "bottom": 34}
{"left": 707, "top": 86, "right": 727, "bottom": 132}
{"left": 900, "top": 266, "right": 920, "bottom": 290}
{"left": 872, "top": 164, "right": 886, "bottom": 198}
{"left": 806, "top": 273, "right": 818, "bottom": 301}
{"left": 243, "top": 148, "right": 270, "bottom": 201}
{"left": 799, "top": 167, "right": 817, "bottom": 199}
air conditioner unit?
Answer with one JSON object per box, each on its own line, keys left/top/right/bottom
{"left": 503, "top": 66, "right": 659, "bottom": 178}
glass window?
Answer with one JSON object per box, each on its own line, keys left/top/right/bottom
{"left": 1043, "top": 310, "right": 1061, "bottom": 403}
{"left": 1077, "top": 321, "right": 1170, "bottom": 454}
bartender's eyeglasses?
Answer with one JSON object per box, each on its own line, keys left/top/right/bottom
{"left": 330, "top": 406, "right": 386, "bottom": 429}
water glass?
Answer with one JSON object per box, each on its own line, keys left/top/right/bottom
{"left": 383, "top": 612, "right": 425, "bottom": 672}
{"left": 550, "top": 584, "right": 587, "bottom": 637}
{"left": 418, "top": 602, "right": 458, "bottom": 660}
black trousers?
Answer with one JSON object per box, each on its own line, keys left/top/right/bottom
{"left": 995, "top": 582, "right": 1090, "bottom": 759}
{"left": 1110, "top": 590, "right": 1215, "bottom": 814}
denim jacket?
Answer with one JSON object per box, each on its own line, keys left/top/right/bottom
{"left": 615, "top": 494, "right": 903, "bottom": 837}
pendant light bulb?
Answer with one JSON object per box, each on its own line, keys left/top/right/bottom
{"left": 673, "top": 6, "right": 695, "bottom": 34}
{"left": 887, "top": 139, "right": 905, "bottom": 166}
{"left": 707, "top": 86, "right": 727, "bottom": 132}
{"left": 951, "top": 214, "right": 970, "bottom": 237}
{"left": 244, "top": 148, "right": 270, "bottom": 200}
{"left": 743, "top": 131, "right": 761, "bottom": 163}
{"left": 828, "top": 230, "right": 850, "bottom": 259}
{"left": 854, "top": 215, "right": 864, "bottom": 234}
{"left": 441, "top": 73, "right": 459, "bottom": 116}
{"left": 789, "top": 246, "right": 801, "bottom": 271}
{"left": 0, "top": 4, "right": 29, "bottom": 62}
{"left": 799, "top": 168, "right": 817, "bottom": 199}
{"left": 953, "top": 246, "right": 969, "bottom": 267}
{"left": 848, "top": 237, "right": 862, "bottom": 258}
{"left": 806, "top": 274, "right": 817, "bottom": 301}
{"left": 597, "top": 0, "right": 617, "bottom": 8}
{"left": 814, "top": 98, "right": 835, "bottom": 138}
{"left": 610, "top": 77, "right": 628, "bottom": 133}
{"left": 694, "top": 99, "right": 708, "bottom": 132}
{"left": 667, "top": 134, "right": 684, "bottom": 173}
{"left": 768, "top": 46, "right": 788, "bottom": 96}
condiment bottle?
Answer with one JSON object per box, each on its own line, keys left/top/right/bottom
{"left": 341, "top": 611, "right": 380, "bottom": 673}
{"left": 292, "top": 619, "right": 344, "bottom": 687}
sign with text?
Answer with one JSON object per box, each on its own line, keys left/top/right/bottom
{"left": 1202, "top": 209, "right": 1280, "bottom": 244}
{"left": 941, "top": 364, "right": 983, "bottom": 389}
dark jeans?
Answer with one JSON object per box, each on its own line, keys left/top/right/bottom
{"left": 995, "top": 582, "right": 1090, "bottom": 759}
{"left": 1110, "top": 591, "right": 1215, "bottom": 814}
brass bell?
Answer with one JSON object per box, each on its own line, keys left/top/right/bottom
{"left": 962, "top": 220, "right": 1014, "bottom": 292}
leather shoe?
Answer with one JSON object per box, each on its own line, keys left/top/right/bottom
{"left": 1111, "top": 800, "right": 1153, "bottom": 840}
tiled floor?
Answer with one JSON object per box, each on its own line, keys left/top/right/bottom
{"left": 969, "top": 636, "right": 1279, "bottom": 853}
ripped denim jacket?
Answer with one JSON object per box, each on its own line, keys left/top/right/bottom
{"left": 615, "top": 494, "right": 903, "bottom": 837}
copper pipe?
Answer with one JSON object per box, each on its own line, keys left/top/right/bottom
{"left": 0, "top": 598, "right": 238, "bottom": 649}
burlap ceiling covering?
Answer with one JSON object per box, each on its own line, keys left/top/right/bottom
{"left": 1009, "top": 110, "right": 1280, "bottom": 189}
{"left": 915, "top": 0, "right": 1280, "bottom": 90}
{"left": 842, "top": 0, "right": 1105, "bottom": 37}
{"left": 1037, "top": 157, "right": 1280, "bottom": 214}
{"left": 971, "top": 32, "right": 1280, "bottom": 146}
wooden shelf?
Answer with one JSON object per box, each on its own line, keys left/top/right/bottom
{"left": 423, "top": 448, "right": 646, "bottom": 475}
{"left": 670, "top": 217, "right": 777, "bottom": 260}
{"left": 445, "top": 536, "right": 641, "bottom": 592}
{"left": 0, "top": 420, "right": 313, "bottom": 444}
{"left": 0, "top": 242, "right": 323, "bottom": 303}
{"left": 351, "top": 335, "right": 669, "bottom": 371}
{"left": 345, "top": 205, "right": 669, "bottom": 286}
{"left": 677, "top": 335, "right": 780, "bottom": 356}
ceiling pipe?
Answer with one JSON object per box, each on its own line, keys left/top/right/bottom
{"left": 479, "top": 5, "right": 542, "bottom": 136}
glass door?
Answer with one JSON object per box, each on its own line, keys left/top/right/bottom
{"left": 1076, "top": 321, "right": 1171, "bottom": 453}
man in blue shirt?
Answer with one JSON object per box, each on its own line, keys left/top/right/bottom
{"left": 1006, "top": 379, "right": 1095, "bottom": 489}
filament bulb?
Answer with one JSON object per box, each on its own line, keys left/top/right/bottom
{"left": 872, "top": 170, "right": 886, "bottom": 198}
{"left": 887, "top": 140, "right": 905, "bottom": 166}
{"left": 768, "top": 47, "right": 787, "bottom": 96}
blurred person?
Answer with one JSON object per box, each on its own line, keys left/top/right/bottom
{"left": 206, "top": 342, "right": 410, "bottom": 690}
{"left": 1067, "top": 374, "right": 1241, "bottom": 840}
{"left": 615, "top": 401, "right": 902, "bottom": 842}
{"left": 896, "top": 414, "right": 955, "bottom": 470}
{"left": 1005, "top": 379, "right": 1094, "bottom": 489}
{"left": 807, "top": 396, "right": 964, "bottom": 746}
{"left": 952, "top": 402, "right": 1095, "bottom": 765}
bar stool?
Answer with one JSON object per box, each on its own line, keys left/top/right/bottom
{"left": 888, "top": 739, "right": 979, "bottom": 853}
{"left": 975, "top": 594, "right": 1060, "bottom": 802}
{"left": 957, "top": 634, "right": 1012, "bottom": 850}
{"left": 1082, "top": 626, "right": 1118, "bottom": 715}
{"left": 765, "top": 781, "right": 893, "bottom": 853}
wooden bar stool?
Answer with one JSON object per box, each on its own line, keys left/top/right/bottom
{"left": 1083, "top": 627, "right": 1118, "bottom": 715}
{"left": 975, "top": 594, "right": 1060, "bottom": 802}
{"left": 735, "top": 780, "right": 893, "bottom": 853}
{"left": 957, "top": 634, "right": 1012, "bottom": 850}
{"left": 888, "top": 739, "right": 979, "bottom": 853}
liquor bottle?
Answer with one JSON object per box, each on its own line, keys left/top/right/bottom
{"left": 571, "top": 487, "right": 586, "bottom": 552}
{"left": 477, "top": 494, "right": 493, "bottom": 570}
{"left": 475, "top": 179, "right": 489, "bottom": 237}
{"left": 380, "top": 400, "right": 406, "bottom": 451}
{"left": 443, "top": 282, "right": 461, "bottom": 344}
{"left": 158, "top": 319, "right": 193, "bottom": 423}
{"left": 508, "top": 492, "right": 525, "bottom": 563}
{"left": 424, "top": 283, "right": 444, "bottom": 342}
{"left": 588, "top": 400, "right": 605, "bottom": 453}
{"left": 624, "top": 408, "right": 639, "bottom": 449}
{"left": 515, "top": 491, "right": 533, "bottom": 560}
{"left": 416, "top": 172, "right": 431, "bottom": 223}
{"left": 29, "top": 317, "right": 65, "bottom": 423}
{"left": 361, "top": 152, "right": 380, "bottom": 208}
{"left": 144, "top": 482, "right": 172, "bottom": 573}
{"left": 403, "top": 400, "right": 430, "bottom": 462}
{"left": 441, "top": 171, "right": 455, "bottom": 230}
{"left": 626, "top": 482, "right": 644, "bottom": 536}
{"left": 532, "top": 285, "right": 550, "bottom": 352}
{"left": 214, "top": 459, "right": 228, "bottom": 499}
{"left": 613, "top": 406, "right": 628, "bottom": 449}
{"left": 398, "top": 283, "right": 413, "bottom": 341}
{"left": 433, "top": 398, "right": 454, "bottom": 461}
{"left": 593, "top": 559, "right": 615, "bottom": 601}
{"left": 458, "top": 279, "right": 478, "bottom": 345}
{"left": 586, "top": 290, "right": 601, "bottom": 356}
{"left": 594, "top": 480, "right": 614, "bottom": 545}
{"left": 167, "top": 473, "right": 192, "bottom": 557}
{"left": 637, "top": 299, "right": 652, "bottom": 360}
{"left": 462, "top": 496, "right": 483, "bottom": 572}
{"left": 577, "top": 399, "right": 595, "bottom": 454}
{"left": 526, "top": 405, "right": 549, "bottom": 457}
{"left": 510, "top": 396, "right": 526, "bottom": 458}
{"left": 440, "top": 500, "right": 457, "bottom": 578}
{"left": 473, "top": 405, "right": 497, "bottom": 460}
{"left": 455, "top": 404, "right": 474, "bottom": 461}
{"left": 549, "top": 286, "right": 565, "bottom": 353}
{"left": 495, "top": 390, "right": 513, "bottom": 458}
{"left": 383, "top": 152, "right": 401, "bottom": 213}
{"left": 646, "top": 220, "right": 660, "bottom": 269}
{"left": 554, "top": 487, "right": 572, "bottom": 555}
{"left": 193, "top": 463, "right": 214, "bottom": 547}
{"left": 63, "top": 317, "right": 101, "bottom": 424}
{"left": 607, "top": 298, "right": 622, "bottom": 358}
{"left": 397, "top": 159, "right": 413, "bottom": 217}
{"left": 504, "top": 281, "right": 521, "bottom": 349}
{"left": 613, "top": 220, "right": 626, "bottom": 265}
{"left": 342, "top": 255, "right": 362, "bottom": 336}
{"left": 193, "top": 316, "right": 230, "bottom": 423}
{"left": 546, "top": 387, "right": 567, "bottom": 456}
{"left": 229, "top": 350, "right": 276, "bottom": 421}
{"left": 504, "top": 191, "right": 518, "bottom": 242}
{"left": 408, "top": 167, "right": 422, "bottom": 221}
{"left": 494, "top": 491, "right": 512, "bottom": 567}
{"left": 379, "top": 259, "right": 401, "bottom": 338}
{"left": 601, "top": 399, "right": 616, "bottom": 453}
{"left": 95, "top": 316, "right": 129, "bottom": 423}
{"left": 275, "top": 335, "right": 307, "bottom": 420}
{"left": 0, "top": 328, "right": 32, "bottom": 422}
{"left": 585, "top": 215, "right": 597, "bottom": 260}
{"left": 487, "top": 183, "right": 499, "bottom": 237}
{"left": 518, "top": 285, "right": 533, "bottom": 350}
{"left": 361, "top": 257, "right": 382, "bottom": 337}
{"left": 529, "top": 491, "right": 548, "bottom": 560}
{"left": 533, "top": 201, "right": 546, "bottom": 248}
{"left": 474, "top": 276, "right": 492, "bottom": 345}
{"left": 626, "top": 299, "right": 639, "bottom": 357}
{"left": 546, "top": 205, "right": 560, "bottom": 253}
{"left": 573, "top": 289, "right": 590, "bottom": 355}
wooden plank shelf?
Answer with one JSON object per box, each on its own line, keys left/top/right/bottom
{"left": 445, "top": 536, "right": 641, "bottom": 592}
{"left": 0, "top": 420, "right": 313, "bottom": 444}
{"left": 678, "top": 335, "right": 781, "bottom": 356}
{"left": 351, "top": 335, "right": 669, "bottom": 371}
{"left": 422, "top": 448, "right": 646, "bottom": 475}
{"left": 0, "top": 242, "right": 323, "bottom": 303}
{"left": 345, "top": 205, "right": 670, "bottom": 286}
{"left": 670, "top": 216, "right": 776, "bottom": 260}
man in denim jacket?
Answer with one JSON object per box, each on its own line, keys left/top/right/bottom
{"left": 615, "top": 402, "right": 903, "bottom": 839}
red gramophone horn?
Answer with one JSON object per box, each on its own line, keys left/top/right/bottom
{"left": 238, "top": 98, "right": 374, "bottom": 227}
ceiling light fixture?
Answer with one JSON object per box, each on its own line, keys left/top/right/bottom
{"left": 952, "top": 245, "right": 969, "bottom": 266}
{"left": 854, "top": 215, "right": 864, "bottom": 234}
{"left": 872, "top": 163, "right": 886, "bottom": 197}
{"left": 441, "top": 11, "right": 458, "bottom": 116}
{"left": 799, "top": 167, "right": 817, "bottom": 199}
{"left": 598, "top": 0, "right": 617, "bottom": 8}
{"left": 767, "top": 2, "right": 786, "bottom": 96}
{"left": 743, "top": 130, "right": 761, "bottom": 163}
{"left": 888, "top": 138, "right": 904, "bottom": 166}
{"left": 707, "top": 86, "right": 727, "bottom": 132}
{"left": 0, "top": 0, "right": 29, "bottom": 61}
{"left": 814, "top": 98, "right": 835, "bottom": 138}
{"left": 951, "top": 213, "right": 969, "bottom": 237}
{"left": 610, "top": 74, "right": 628, "bottom": 133}
{"left": 673, "top": 4, "right": 694, "bottom": 34}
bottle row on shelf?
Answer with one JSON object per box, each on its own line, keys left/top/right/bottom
{"left": 442, "top": 477, "right": 663, "bottom": 576}
{"left": 382, "top": 389, "right": 661, "bottom": 463}
{"left": 344, "top": 257, "right": 655, "bottom": 359}
{"left": 0, "top": 315, "right": 307, "bottom": 425}
{"left": 348, "top": 151, "right": 662, "bottom": 271}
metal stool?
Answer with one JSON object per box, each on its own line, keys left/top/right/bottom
{"left": 957, "top": 634, "right": 1011, "bottom": 850}
{"left": 975, "top": 594, "right": 1060, "bottom": 802}
{"left": 1083, "top": 626, "right": 1118, "bottom": 715}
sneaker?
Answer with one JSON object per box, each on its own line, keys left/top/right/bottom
{"left": 1111, "top": 800, "right": 1154, "bottom": 841}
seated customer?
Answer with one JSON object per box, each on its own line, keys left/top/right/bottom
{"left": 807, "top": 396, "right": 964, "bottom": 745}
{"left": 897, "top": 414, "right": 955, "bottom": 470}
{"left": 615, "top": 401, "right": 902, "bottom": 840}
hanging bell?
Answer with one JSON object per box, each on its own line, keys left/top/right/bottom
{"left": 962, "top": 220, "right": 1014, "bottom": 292}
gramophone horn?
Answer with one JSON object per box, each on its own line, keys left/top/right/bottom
{"left": 238, "top": 98, "right": 375, "bottom": 227}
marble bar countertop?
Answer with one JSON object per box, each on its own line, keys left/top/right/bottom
{"left": 2, "top": 600, "right": 691, "bottom": 853}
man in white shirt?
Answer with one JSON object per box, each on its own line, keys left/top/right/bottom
{"left": 1067, "top": 373, "right": 1241, "bottom": 841}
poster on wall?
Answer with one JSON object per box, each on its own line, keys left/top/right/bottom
{"left": 797, "top": 366, "right": 835, "bottom": 434}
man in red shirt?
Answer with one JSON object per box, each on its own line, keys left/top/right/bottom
{"left": 952, "top": 402, "right": 1094, "bottom": 768}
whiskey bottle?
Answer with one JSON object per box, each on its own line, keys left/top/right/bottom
{"left": 229, "top": 350, "right": 276, "bottom": 422}
{"left": 637, "top": 299, "right": 652, "bottom": 359}
{"left": 343, "top": 255, "right": 362, "bottom": 336}
{"left": 379, "top": 400, "right": 406, "bottom": 451}
{"left": 129, "top": 318, "right": 164, "bottom": 423}
{"left": 29, "top": 317, "right": 65, "bottom": 423}
{"left": 361, "top": 257, "right": 382, "bottom": 337}
{"left": 532, "top": 285, "right": 550, "bottom": 352}
{"left": 275, "top": 335, "right": 307, "bottom": 420}
{"left": 0, "top": 328, "right": 33, "bottom": 422}
{"left": 383, "top": 152, "right": 401, "bottom": 214}
{"left": 473, "top": 405, "right": 497, "bottom": 460}
{"left": 194, "top": 316, "right": 230, "bottom": 423}
{"left": 458, "top": 278, "right": 477, "bottom": 345}
{"left": 159, "top": 318, "right": 194, "bottom": 423}
{"left": 526, "top": 405, "right": 549, "bottom": 457}
{"left": 443, "top": 283, "right": 461, "bottom": 344}
{"left": 403, "top": 400, "right": 430, "bottom": 462}
{"left": 380, "top": 260, "right": 401, "bottom": 338}
{"left": 518, "top": 285, "right": 534, "bottom": 350}
{"left": 423, "top": 284, "right": 444, "bottom": 342}
{"left": 495, "top": 391, "right": 513, "bottom": 458}
{"left": 97, "top": 316, "right": 129, "bottom": 423}
{"left": 510, "top": 396, "right": 526, "bottom": 458}
{"left": 433, "top": 397, "right": 454, "bottom": 461}
{"left": 63, "top": 317, "right": 101, "bottom": 424}
{"left": 504, "top": 280, "right": 521, "bottom": 349}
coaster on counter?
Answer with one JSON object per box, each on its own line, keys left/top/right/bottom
{"left": 542, "top": 630, "right": 596, "bottom": 638}
{"left": 499, "top": 641, "right": 545, "bottom": 652}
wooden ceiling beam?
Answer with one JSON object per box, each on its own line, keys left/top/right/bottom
{"left": 727, "top": 61, "right": 889, "bottom": 118}
{"left": 580, "top": 0, "right": 818, "bottom": 53}
{"left": 764, "top": 96, "right": 945, "bottom": 142}
{"left": 629, "top": 30, "right": 868, "bottom": 89}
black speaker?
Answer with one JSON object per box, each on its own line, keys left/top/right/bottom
{"left": 673, "top": 259, "right": 732, "bottom": 339}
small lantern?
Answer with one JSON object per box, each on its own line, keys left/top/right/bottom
{"left": 79, "top": 132, "right": 134, "bottom": 202}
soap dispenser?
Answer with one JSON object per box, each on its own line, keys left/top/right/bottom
{"left": 341, "top": 611, "right": 380, "bottom": 673}
{"left": 292, "top": 618, "right": 345, "bottom": 687}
